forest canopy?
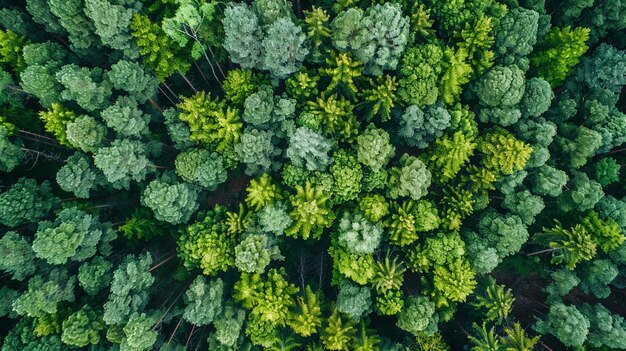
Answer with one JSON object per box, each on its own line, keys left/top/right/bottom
{"left": 0, "top": 0, "right": 625, "bottom": 350}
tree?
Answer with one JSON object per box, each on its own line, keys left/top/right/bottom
{"left": 245, "top": 173, "right": 282, "bottom": 211}
{"left": 183, "top": 276, "right": 223, "bottom": 326}
{"left": 474, "top": 65, "right": 525, "bottom": 126}
{"left": 140, "top": 174, "right": 199, "bottom": 225}
{"left": 397, "top": 104, "right": 451, "bottom": 149}
{"left": 0, "top": 125, "right": 21, "bottom": 172}
{"left": 235, "top": 128, "right": 278, "bottom": 175}
{"left": 534, "top": 222, "right": 597, "bottom": 269}
{"left": 336, "top": 280, "right": 372, "bottom": 320}
{"left": 331, "top": 3, "right": 410, "bottom": 75}
{"left": 388, "top": 200, "right": 439, "bottom": 247}
{"left": 120, "top": 312, "right": 157, "bottom": 351}
{"left": 387, "top": 154, "right": 431, "bottom": 201}
{"left": 101, "top": 96, "right": 149, "bottom": 138}
{"left": 356, "top": 125, "right": 395, "bottom": 172}
{"left": 336, "top": 212, "right": 382, "bottom": 255}
{"left": 422, "top": 131, "right": 476, "bottom": 182}
{"left": 286, "top": 182, "right": 335, "bottom": 240}
{"left": 212, "top": 304, "right": 246, "bottom": 348}
{"left": 397, "top": 44, "right": 443, "bottom": 107}
{"left": 222, "top": 2, "right": 263, "bottom": 69}
{"left": 38, "top": 102, "right": 77, "bottom": 147}
{"left": 175, "top": 148, "right": 227, "bottom": 190}
{"left": 65, "top": 115, "right": 107, "bottom": 153}
{"left": 494, "top": 8, "right": 539, "bottom": 69}
{"left": 321, "top": 308, "right": 356, "bottom": 350}
{"left": 478, "top": 211, "right": 529, "bottom": 260}
{"left": 530, "top": 26, "right": 590, "bottom": 86}
{"left": 0, "top": 29, "right": 28, "bottom": 73}
{"left": 286, "top": 126, "right": 332, "bottom": 172}
{"left": 471, "top": 277, "right": 514, "bottom": 324}
{"left": 578, "top": 259, "right": 618, "bottom": 299}
{"left": 360, "top": 75, "right": 397, "bottom": 121}
{"left": 56, "top": 153, "right": 99, "bottom": 198}
{"left": 520, "top": 77, "right": 554, "bottom": 118}
{"left": 258, "top": 202, "right": 293, "bottom": 236}
{"left": 177, "top": 206, "right": 236, "bottom": 276}
{"left": 93, "top": 139, "right": 152, "bottom": 190}
{"left": 553, "top": 124, "right": 602, "bottom": 168}
{"left": 130, "top": 14, "right": 190, "bottom": 80}
{"left": 177, "top": 91, "right": 243, "bottom": 152}
{"left": 479, "top": 128, "right": 532, "bottom": 175}
{"left": 580, "top": 303, "right": 626, "bottom": 349}
{"left": 77, "top": 256, "right": 113, "bottom": 296}
{"left": 235, "top": 234, "right": 282, "bottom": 274}
{"left": 224, "top": 68, "right": 269, "bottom": 106}
{"left": 593, "top": 157, "right": 621, "bottom": 186}
{"left": 306, "top": 94, "right": 358, "bottom": 142}
{"left": 107, "top": 61, "right": 157, "bottom": 104}
{"left": 502, "top": 190, "right": 545, "bottom": 225}
{"left": 557, "top": 171, "right": 604, "bottom": 213}
{"left": 261, "top": 18, "right": 308, "bottom": 79}
{"left": 12, "top": 268, "right": 75, "bottom": 318}
{"left": 84, "top": 0, "right": 137, "bottom": 57}
{"left": 396, "top": 296, "right": 438, "bottom": 336}
{"left": 0, "top": 177, "right": 58, "bottom": 228}
{"left": 288, "top": 286, "right": 323, "bottom": 337}
{"left": 534, "top": 303, "right": 589, "bottom": 348}
{"left": 330, "top": 150, "right": 363, "bottom": 204}
{"left": 33, "top": 207, "right": 112, "bottom": 265}
{"left": 433, "top": 257, "right": 477, "bottom": 303}
{"left": 56, "top": 64, "right": 112, "bottom": 112}
{"left": 358, "top": 194, "right": 389, "bottom": 223}
{"left": 103, "top": 253, "right": 154, "bottom": 325}
{"left": 0, "top": 231, "right": 36, "bottom": 281}
{"left": 61, "top": 306, "right": 105, "bottom": 347}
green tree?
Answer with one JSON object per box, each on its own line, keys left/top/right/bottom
{"left": 107, "top": 60, "right": 157, "bottom": 104}
{"left": 336, "top": 280, "right": 372, "bottom": 320}
{"left": 286, "top": 182, "right": 335, "bottom": 240}
{"left": 175, "top": 148, "right": 227, "bottom": 190}
{"left": 0, "top": 231, "right": 36, "bottom": 281}
{"left": 387, "top": 154, "right": 431, "bottom": 201}
{"left": 321, "top": 308, "right": 356, "bottom": 350}
{"left": 235, "top": 234, "right": 282, "bottom": 274}
{"left": 494, "top": 8, "right": 539, "bottom": 69}
{"left": 56, "top": 64, "right": 112, "bottom": 112}
{"left": 287, "top": 286, "right": 323, "bottom": 337}
{"left": 0, "top": 125, "right": 21, "bottom": 172}
{"left": 336, "top": 212, "right": 382, "bottom": 255}
{"left": 130, "top": 14, "right": 190, "bottom": 80}
{"left": 103, "top": 253, "right": 154, "bottom": 325}
{"left": 479, "top": 128, "right": 532, "bottom": 175}
{"left": 0, "top": 177, "right": 58, "bottom": 228}
{"left": 422, "top": 131, "right": 476, "bottom": 182}
{"left": 183, "top": 276, "right": 223, "bottom": 326}
{"left": 580, "top": 303, "right": 626, "bottom": 350}
{"left": 65, "top": 115, "right": 106, "bottom": 153}
{"left": 471, "top": 277, "right": 514, "bottom": 324}
{"left": 286, "top": 126, "right": 332, "bottom": 172}
{"left": 177, "top": 206, "right": 236, "bottom": 276}
{"left": 534, "top": 303, "right": 589, "bottom": 348}
{"left": 121, "top": 312, "right": 157, "bottom": 351}
{"left": 398, "top": 104, "right": 451, "bottom": 149}
{"left": 141, "top": 174, "right": 199, "bottom": 225}
{"left": 331, "top": 3, "right": 410, "bottom": 75}
{"left": 38, "top": 102, "right": 77, "bottom": 147}
{"left": 177, "top": 91, "right": 243, "bottom": 152}
{"left": 33, "top": 207, "right": 112, "bottom": 265}
{"left": 530, "top": 26, "right": 590, "bottom": 86}
{"left": 61, "top": 306, "right": 105, "bottom": 347}
{"left": 84, "top": 0, "right": 137, "bottom": 56}
{"left": 56, "top": 153, "right": 100, "bottom": 199}
{"left": 77, "top": 256, "right": 113, "bottom": 296}
{"left": 93, "top": 139, "right": 152, "bottom": 190}
{"left": 12, "top": 268, "right": 75, "bottom": 318}
{"left": 397, "top": 44, "right": 443, "bottom": 107}
{"left": 261, "top": 18, "right": 308, "bottom": 79}
{"left": 396, "top": 296, "right": 438, "bottom": 336}
{"left": 534, "top": 222, "right": 597, "bottom": 269}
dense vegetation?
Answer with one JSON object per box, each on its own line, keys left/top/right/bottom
{"left": 0, "top": 0, "right": 625, "bottom": 350}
